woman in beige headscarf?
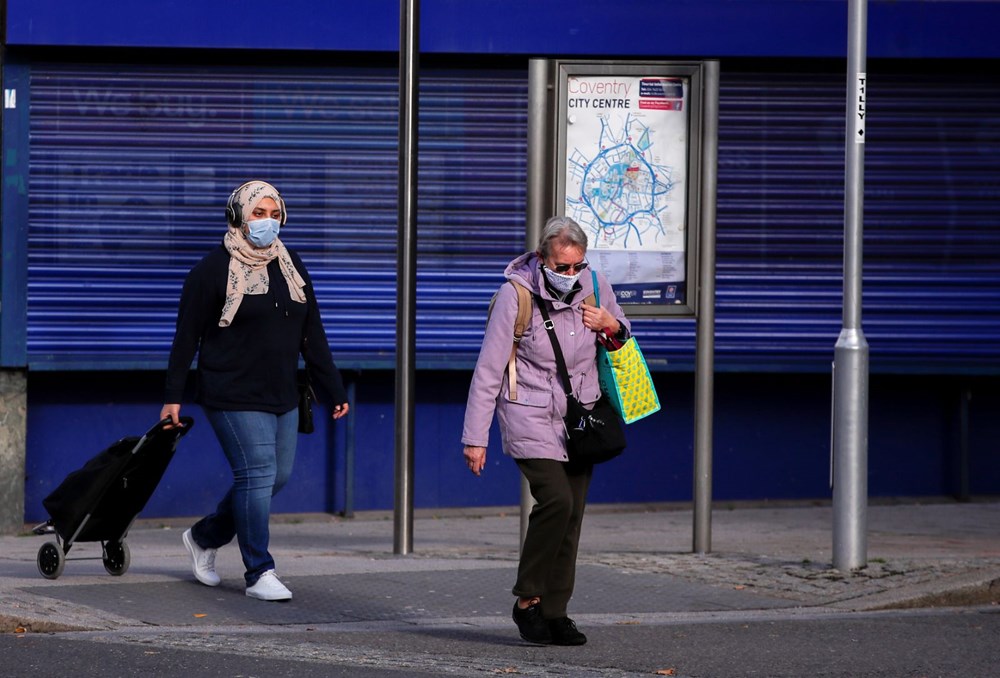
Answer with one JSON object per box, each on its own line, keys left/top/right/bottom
{"left": 161, "top": 181, "right": 349, "bottom": 602}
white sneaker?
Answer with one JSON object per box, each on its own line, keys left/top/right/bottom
{"left": 246, "top": 569, "right": 292, "bottom": 601}
{"left": 182, "top": 528, "right": 220, "bottom": 587}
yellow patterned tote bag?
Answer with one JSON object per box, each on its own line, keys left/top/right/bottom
{"left": 597, "top": 336, "right": 661, "bottom": 423}
{"left": 591, "top": 272, "right": 661, "bottom": 424}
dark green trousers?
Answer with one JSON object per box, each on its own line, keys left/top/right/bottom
{"left": 513, "top": 458, "right": 593, "bottom": 619}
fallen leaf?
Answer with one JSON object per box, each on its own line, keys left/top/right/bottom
{"left": 655, "top": 669, "right": 676, "bottom": 676}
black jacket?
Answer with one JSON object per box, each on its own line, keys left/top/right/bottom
{"left": 164, "top": 245, "right": 347, "bottom": 413}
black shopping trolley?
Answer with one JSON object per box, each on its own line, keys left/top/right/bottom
{"left": 32, "top": 417, "right": 194, "bottom": 579}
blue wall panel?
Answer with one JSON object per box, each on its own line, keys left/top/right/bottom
{"left": 968, "top": 386, "right": 1000, "bottom": 494}
{"left": 23, "top": 371, "right": 999, "bottom": 522}
{"left": 0, "top": 64, "right": 31, "bottom": 366}
{"left": 7, "top": 1, "right": 1000, "bottom": 59}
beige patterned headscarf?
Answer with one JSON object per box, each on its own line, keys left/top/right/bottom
{"left": 219, "top": 181, "right": 306, "bottom": 327}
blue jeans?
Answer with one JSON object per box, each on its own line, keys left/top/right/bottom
{"left": 190, "top": 407, "right": 298, "bottom": 586}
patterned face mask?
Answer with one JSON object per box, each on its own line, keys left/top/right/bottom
{"left": 543, "top": 265, "right": 581, "bottom": 294}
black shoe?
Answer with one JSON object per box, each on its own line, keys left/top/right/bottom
{"left": 549, "top": 616, "right": 587, "bottom": 646}
{"left": 512, "top": 602, "right": 552, "bottom": 644}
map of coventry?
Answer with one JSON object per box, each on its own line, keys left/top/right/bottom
{"left": 566, "top": 113, "right": 680, "bottom": 252}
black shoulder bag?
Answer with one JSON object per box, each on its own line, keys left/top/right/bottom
{"left": 298, "top": 338, "right": 316, "bottom": 434}
{"left": 535, "top": 295, "right": 626, "bottom": 464}
{"left": 298, "top": 367, "right": 316, "bottom": 434}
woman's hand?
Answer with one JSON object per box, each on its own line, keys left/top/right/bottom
{"left": 160, "top": 403, "right": 183, "bottom": 428}
{"left": 464, "top": 445, "right": 487, "bottom": 476}
{"left": 332, "top": 402, "right": 350, "bottom": 420}
{"left": 581, "top": 302, "right": 620, "bottom": 335}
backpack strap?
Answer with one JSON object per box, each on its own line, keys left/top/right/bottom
{"left": 506, "top": 280, "right": 532, "bottom": 400}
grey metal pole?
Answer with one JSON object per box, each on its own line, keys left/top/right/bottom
{"left": 832, "top": 0, "right": 869, "bottom": 572}
{"left": 693, "top": 61, "right": 720, "bottom": 554}
{"left": 393, "top": 0, "right": 419, "bottom": 555}
{"left": 521, "top": 59, "right": 551, "bottom": 548}
{"left": 526, "top": 59, "right": 550, "bottom": 248}
{"left": 343, "top": 377, "right": 357, "bottom": 518}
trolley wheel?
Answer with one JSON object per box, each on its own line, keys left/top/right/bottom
{"left": 37, "top": 541, "right": 65, "bottom": 580}
{"left": 103, "top": 540, "right": 130, "bottom": 576}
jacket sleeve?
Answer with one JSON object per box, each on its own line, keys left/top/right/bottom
{"left": 163, "top": 259, "right": 213, "bottom": 404}
{"left": 296, "top": 253, "right": 348, "bottom": 408}
{"left": 461, "top": 282, "right": 520, "bottom": 448}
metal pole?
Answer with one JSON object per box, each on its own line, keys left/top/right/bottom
{"left": 520, "top": 59, "right": 551, "bottom": 548}
{"left": 393, "top": 0, "right": 419, "bottom": 555}
{"left": 526, "top": 59, "right": 551, "bottom": 247}
{"left": 342, "top": 377, "right": 357, "bottom": 518}
{"left": 832, "top": 0, "right": 869, "bottom": 572}
{"left": 693, "top": 61, "right": 719, "bottom": 554}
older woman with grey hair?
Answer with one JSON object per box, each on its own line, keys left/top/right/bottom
{"left": 462, "top": 215, "right": 630, "bottom": 645}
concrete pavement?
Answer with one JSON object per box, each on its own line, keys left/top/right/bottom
{"left": 3, "top": 499, "right": 999, "bottom": 639}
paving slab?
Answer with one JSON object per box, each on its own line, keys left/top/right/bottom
{"left": 3, "top": 500, "right": 1000, "bottom": 635}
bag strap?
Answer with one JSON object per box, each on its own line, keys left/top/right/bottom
{"left": 507, "top": 281, "right": 532, "bottom": 400}
{"left": 510, "top": 281, "right": 533, "bottom": 343}
{"left": 534, "top": 294, "right": 574, "bottom": 397}
{"left": 487, "top": 280, "right": 533, "bottom": 401}
{"left": 589, "top": 269, "right": 625, "bottom": 350}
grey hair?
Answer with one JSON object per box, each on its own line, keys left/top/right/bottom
{"left": 537, "top": 215, "right": 588, "bottom": 258}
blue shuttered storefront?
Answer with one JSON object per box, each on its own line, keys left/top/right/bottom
{"left": 717, "top": 70, "right": 1000, "bottom": 372}
{"left": 9, "top": 59, "right": 1000, "bottom": 520}
{"left": 25, "top": 64, "right": 528, "bottom": 369}
{"left": 23, "top": 63, "right": 1000, "bottom": 374}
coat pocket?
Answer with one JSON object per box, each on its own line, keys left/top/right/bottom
{"left": 497, "top": 388, "right": 554, "bottom": 455}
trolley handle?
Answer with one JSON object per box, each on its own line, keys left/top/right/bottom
{"left": 143, "top": 416, "right": 195, "bottom": 441}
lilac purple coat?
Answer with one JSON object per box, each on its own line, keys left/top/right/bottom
{"left": 461, "top": 252, "right": 630, "bottom": 461}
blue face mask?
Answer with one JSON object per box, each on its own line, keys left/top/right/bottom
{"left": 246, "top": 217, "right": 280, "bottom": 248}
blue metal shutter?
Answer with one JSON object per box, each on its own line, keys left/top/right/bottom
{"left": 25, "top": 64, "right": 527, "bottom": 369}
{"left": 708, "top": 70, "right": 1000, "bottom": 373}
{"left": 24, "top": 64, "right": 1000, "bottom": 373}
